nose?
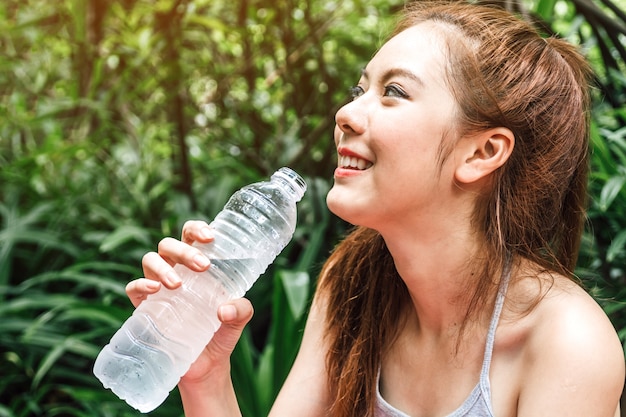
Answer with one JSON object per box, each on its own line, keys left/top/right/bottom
{"left": 334, "top": 99, "right": 367, "bottom": 137}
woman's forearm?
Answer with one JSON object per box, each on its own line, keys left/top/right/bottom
{"left": 179, "top": 375, "right": 243, "bottom": 417}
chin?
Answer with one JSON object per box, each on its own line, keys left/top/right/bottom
{"left": 326, "top": 187, "right": 368, "bottom": 227}
{"left": 325, "top": 187, "right": 342, "bottom": 216}
{"left": 326, "top": 187, "right": 351, "bottom": 220}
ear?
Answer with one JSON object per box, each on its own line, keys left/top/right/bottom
{"left": 454, "top": 127, "right": 515, "bottom": 184}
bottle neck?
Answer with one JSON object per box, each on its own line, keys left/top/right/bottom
{"left": 271, "top": 168, "right": 306, "bottom": 202}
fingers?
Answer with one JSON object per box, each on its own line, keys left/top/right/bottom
{"left": 126, "top": 278, "right": 161, "bottom": 308}
{"left": 209, "top": 298, "right": 254, "bottom": 358}
{"left": 141, "top": 250, "right": 184, "bottom": 289}
{"left": 132, "top": 220, "right": 215, "bottom": 304}
{"left": 156, "top": 237, "right": 212, "bottom": 271}
{"left": 141, "top": 231, "right": 213, "bottom": 290}
{"left": 217, "top": 298, "right": 254, "bottom": 326}
{"left": 181, "top": 220, "right": 214, "bottom": 245}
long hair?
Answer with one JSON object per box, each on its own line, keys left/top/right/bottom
{"left": 318, "top": 2, "right": 594, "bottom": 416}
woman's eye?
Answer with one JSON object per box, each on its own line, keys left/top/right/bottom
{"left": 384, "top": 85, "right": 408, "bottom": 98}
{"left": 349, "top": 86, "right": 365, "bottom": 100}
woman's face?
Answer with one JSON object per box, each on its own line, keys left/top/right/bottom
{"left": 326, "top": 22, "right": 461, "bottom": 232}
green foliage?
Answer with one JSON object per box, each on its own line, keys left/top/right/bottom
{"left": 0, "top": 0, "right": 624, "bottom": 415}
{"left": 580, "top": 102, "right": 626, "bottom": 345}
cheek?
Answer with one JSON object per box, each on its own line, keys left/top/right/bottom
{"left": 377, "top": 127, "right": 439, "bottom": 165}
{"left": 333, "top": 125, "right": 342, "bottom": 146}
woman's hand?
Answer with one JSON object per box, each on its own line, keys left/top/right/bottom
{"left": 126, "top": 220, "right": 253, "bottom": 411}
{"left": 127, "top": 220, "right": 217, "bottom": 309}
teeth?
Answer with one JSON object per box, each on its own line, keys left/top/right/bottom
{"left": 339, "top": 155, "right": 372, "bottom": 170}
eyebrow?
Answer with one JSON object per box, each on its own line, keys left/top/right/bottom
{"left": 361, "top": 67, "right": 424, "bottom": 87}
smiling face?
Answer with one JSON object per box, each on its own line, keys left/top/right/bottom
{"left": 326, "top": 22, "right": 462, "bottom": 233}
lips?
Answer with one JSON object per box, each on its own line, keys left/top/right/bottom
{"left": 339, "top": 155, "right": 373, "bottom": 170}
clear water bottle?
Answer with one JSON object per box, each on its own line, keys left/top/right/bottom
{"left": 93, "top": 167, "right": 306, "bottom": 413}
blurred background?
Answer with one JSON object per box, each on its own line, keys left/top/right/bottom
{"left": 0, "top": 0, "right": 625, "bottom": 416}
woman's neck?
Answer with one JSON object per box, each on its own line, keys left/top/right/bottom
{"left": 381, "top": 223, "right": 488, "bottom": 337}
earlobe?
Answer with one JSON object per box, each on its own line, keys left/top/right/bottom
{"left": 455, "top": 128, "right": 515, "bottom": 184}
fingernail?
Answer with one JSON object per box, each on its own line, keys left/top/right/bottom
{"left": 193, "top": 254, "right": 210, "bottom": 269}
{"left": 146, "top": 280, "right": 161, "bottom": 290}
{"left": 219, "top": 305, "right": 237, "bottom": 322}
{"left": 199, "top": 227, "right": 213, "bottom": 241}
{"left": 165, "top": 270, "right": 181, "bottom": 286}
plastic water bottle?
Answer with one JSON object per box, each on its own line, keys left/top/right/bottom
{"left": 93, "top": 167, "right": 306, "bottom": 413}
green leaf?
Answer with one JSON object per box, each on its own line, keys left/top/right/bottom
{"left": 99, "top": 225, "right": 152, "bottom": 253}
{"left": 186, "top": 15, "right": 229, "bottom": 32}
{"left": 598, "top": 175, "right": 626, "bottom": 212}
{"left": 231, "top": 329, "right": 261, "bottom": 417}
{"left": 535, "top": 0, "right": 558, "bottom": 22}
{"left": 277, "top": 270, "right": 310, "bottom": 321}
{"left": 17, "top": 270, "right": 127, "bottom": 297}
{"left": 32, "top": 341, "right": 69, "bottom": 388}
{"left": 0, "top": 404, "right": 15, "bottom": 417}
{"left": 602, "top": 300, "right": 626, "bottom": 316}
{"left": 607, "top": 228, "right": 626, "bottom": 262}
{"left": 256, "top": 344, "right": 275, "bottom": 413}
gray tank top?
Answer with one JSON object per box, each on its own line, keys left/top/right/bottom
{"left": 375, "top": 262, "right": 511, "bottom": 417}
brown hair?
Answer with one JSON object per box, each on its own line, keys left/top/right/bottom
{"left": 318, "top": 2, "right": 594, "bottom": 416}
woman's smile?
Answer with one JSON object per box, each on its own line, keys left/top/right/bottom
{"left": 338, "top": 155, "right": 372, "bottom": 171}
{"left": 337, "top": 147, "right": 373, "bottom": 170}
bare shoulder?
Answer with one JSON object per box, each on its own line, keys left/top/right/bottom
{"left": 509, "top": 271, "right": 624, "bottom": 416}
{"left": 529, "top": 274, "right": 622, "bottom": 362}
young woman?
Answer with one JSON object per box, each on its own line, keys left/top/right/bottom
{"left": 129, "top": 2, "right": 625, "bottom": 416}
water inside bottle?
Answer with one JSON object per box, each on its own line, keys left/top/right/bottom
{"left": 210, "top": 258, "right": 258, "bottom": 270}
{"left": 210, "top": 258, "right": 265, "bottom": 291}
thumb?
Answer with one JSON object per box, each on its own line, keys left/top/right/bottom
{"left": 208, "top": 298, "right": 254, "bottom": 358}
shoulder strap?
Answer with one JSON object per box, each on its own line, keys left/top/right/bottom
{"left": 480, "top": 254, "right": 512, "bottom": 380}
